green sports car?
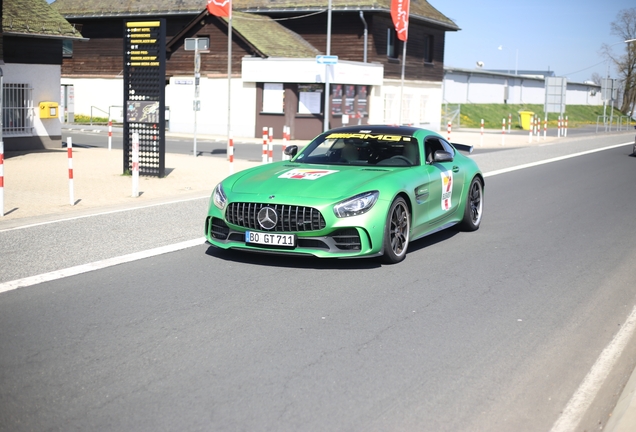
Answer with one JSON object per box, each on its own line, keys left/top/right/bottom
{"left": 205, "top": 125, "right": 484, "bottom": 263}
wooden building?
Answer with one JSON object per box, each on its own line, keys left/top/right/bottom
{"left": 52, "top": 0, "right": 459, "bottom": 139}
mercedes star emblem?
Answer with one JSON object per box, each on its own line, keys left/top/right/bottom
{"left": 257, "top": 207, "right": 278, "bottom": 230}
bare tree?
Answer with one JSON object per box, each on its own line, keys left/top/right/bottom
{"left": 601, "top": 8, "right": 636, "bottom": 114}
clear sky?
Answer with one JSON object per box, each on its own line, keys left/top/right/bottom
{"left": 436, "top": 0, "right": 635, "bottom": 83}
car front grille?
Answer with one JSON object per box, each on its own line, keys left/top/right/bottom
{"left": 226, "top": 202, "right": 327, "bottom": 232}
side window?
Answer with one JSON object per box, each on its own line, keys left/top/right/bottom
{"left": 424, "top": 137, "right": 444, "bottom": 164}
{"left": 439, "top": 139, "right": 456, "bottom": 155}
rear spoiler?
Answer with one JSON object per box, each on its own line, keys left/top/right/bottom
{"left": 451, "top": 143, "right": 474, "bottom": 154}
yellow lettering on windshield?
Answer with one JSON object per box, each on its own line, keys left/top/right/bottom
{"left": 325, "top": 133, "right": 407, "bottom": 141}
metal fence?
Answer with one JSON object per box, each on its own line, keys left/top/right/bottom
{"left": 2, "top": 83, "right": 34, "bottom": 136}
{"left": 442, "top": 103, "right": 461, "bottom": 129}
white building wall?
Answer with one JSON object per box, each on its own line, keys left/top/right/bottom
{"left": 5, "top": 63, "right": 62, "bottom": 138}
{"left": 375, "top": 79, "right": 443, "bottom": 131}
{"left": 566, "top": 82, "right": 603, "bottom": 105}
{"left": 443, "top": 69, "right": 602, "bottom": 107}
{"left": 166, "top": 77, "right": 256, "bottom": 137}
{"left": 61, "top": 76, "right": 257, "bottom": 137}
{"left": 61, "top": 77, "right": 123, "bottom": 120}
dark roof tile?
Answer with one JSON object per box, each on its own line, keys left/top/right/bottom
{"left": 52, "top": 0, "right": 457, "bottom": 30}
{"left": 4, "top": 0, "right": 84, "bottom": 38}
{"left": 229, "top": 10, "right": 320, "bottom": 58}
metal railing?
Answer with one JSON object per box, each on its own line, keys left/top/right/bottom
{"left": 90, "top": 106, "right": 109, "bottom": 125}
{"left": 618, "top": 115, "right": 633, "bottom": 131}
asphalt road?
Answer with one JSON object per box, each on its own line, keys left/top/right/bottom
{"left": 1, "top": 133, "right": 636, "bottom": 431}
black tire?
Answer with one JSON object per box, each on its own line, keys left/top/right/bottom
{"left": 459, "top": 177, "right": 483, "bottom": 231}
{"left": 382, "top": 197, "right": 410, "bottom": 264}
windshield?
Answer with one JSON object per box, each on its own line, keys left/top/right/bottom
{"left": 294, "top": 132, "right": 419, "bottom": 167}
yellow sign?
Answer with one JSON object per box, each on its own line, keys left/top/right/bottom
{"left": 126, "top": 21, "right": 160, "bottom": 28}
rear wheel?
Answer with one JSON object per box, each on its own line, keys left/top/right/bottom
{"left": 382, "top": 197, "right": 410, "bottom": 264}
{"left": 459, "top": 177, "right": 483, "bottom": 231}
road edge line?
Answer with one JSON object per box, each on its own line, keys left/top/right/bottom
{"left": 484, "top": 142, "right": 632, "bottom": 178}
{"left": 550, "top": 305, "right": 636, "bottom": 432}
{"left": 0, "top": 237, "right": 205, "bottom": 294}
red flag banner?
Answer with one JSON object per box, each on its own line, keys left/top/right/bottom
{"left": 391, "top": 0, "right": 410, "bottom": 42}
{"left": 207, "top": 0, "right": 231, "bottom": 17}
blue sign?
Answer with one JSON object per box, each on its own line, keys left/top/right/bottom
{"left": 316, "top": 55, "right": 338, "bottom": 65}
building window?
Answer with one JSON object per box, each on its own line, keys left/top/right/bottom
{"left": 387, "top": 28, "right": 399, "bottom": 59}
{"left": 3, "top": 83, "right": 35, "bottom": 136}
{"left": 424, "top": 35, "right": 434, "bottom": 63}
{"left": 298, "top": 84, "right": 322, "bottom": 114}
{"left": 262, "top": 83, "right": 284, "bottom": 113}
{"left": 63, "top": 40, "right": 73, "bottom": 58}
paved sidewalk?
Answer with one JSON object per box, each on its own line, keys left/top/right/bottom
{"left": 0, "top": 147, "right": 259, "bottom": 224}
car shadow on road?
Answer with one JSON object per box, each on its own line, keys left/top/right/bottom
{"left": 204, "top": 229, "right": 459, "bottom": 269}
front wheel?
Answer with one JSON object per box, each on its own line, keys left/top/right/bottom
{"left": 381, "top": 197, "right": 410, "bottom": 264}
{"left": 459, "top": 177, "right": 483, "bottom": 231}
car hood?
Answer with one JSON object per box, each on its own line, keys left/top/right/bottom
{"left": 229, "top": 163, "right": 394, "bottom": 200}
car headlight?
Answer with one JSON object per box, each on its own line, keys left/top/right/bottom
{"left": 333, "top": 191, "right": 379, "bottom": 218}
{"left": 212, "top": 183, "right": 227, "bottom": 210}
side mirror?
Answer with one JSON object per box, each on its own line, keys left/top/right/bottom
{"left": 433, "top": 150, "right": 453, "bottom": 163}
{"left": 284, "top": 145, "right": 298, "bottom": 158}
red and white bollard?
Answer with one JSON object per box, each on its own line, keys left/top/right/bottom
{"left": 480, "top": 119, "right": 484, "bottom": 147}
{"left": 282, "top": 125, "right": 288, "bottom": 160}
{"left": 508, "top": 113, "right": 512, "bottom": 134}
{"left": 132, "top": 132, "right": 140, "bottom": 198}
{"left": 67, "top": 137, "right": 75, "bottom": 206}
{"left": 228, "top": 131, "right": 234, "bottom": 174}
{"left": 268, "top": 127, "right": 274, "bottom": 163}
{"left": 447, "top": 121, "right": 451, "bottom": 141}
{"left": 529, "top": 120, "right": 533, "bottom": 143}
{"left": 557, "top": 116, "right": 562, "bottom": 137}
{"left": 0, "top": 141, "right": 4, "bottom": 217}
{"left": 262, "top": 127, "right": 268, "bottom": 164}
{"left": 108, "top": 120, "right": 113, "bottom": 150}
{"left": 564, "top": 116, "right": 568, "bottom": 137}
{"left": 543, "top": 117, "right": 547, "bottom": 140}
{"left": 502, "top": 118, "right": 506, "bottom": 146}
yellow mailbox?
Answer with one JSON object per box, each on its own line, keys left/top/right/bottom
{"left": 39, "top": 102, "right": 59, "bottom": 119}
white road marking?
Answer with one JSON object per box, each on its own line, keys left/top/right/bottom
{"left": 0, "top": 195, "right": 208, "bottom": 233}
{"left": 550, "top": 305, "right": 636, "bottom": 432}
{"left": 483, "top": 142, "right": 632, "bottom": 178}
{"left": 0, "top": 238, "right": 205, "bottom": 294}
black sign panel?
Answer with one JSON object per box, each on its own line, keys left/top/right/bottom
{"left": 123, "top": 20, "right": 166, "bottom": 177}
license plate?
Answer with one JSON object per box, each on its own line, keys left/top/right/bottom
{"left": 245, "top": 231, "right": 296, "bottom": 247}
